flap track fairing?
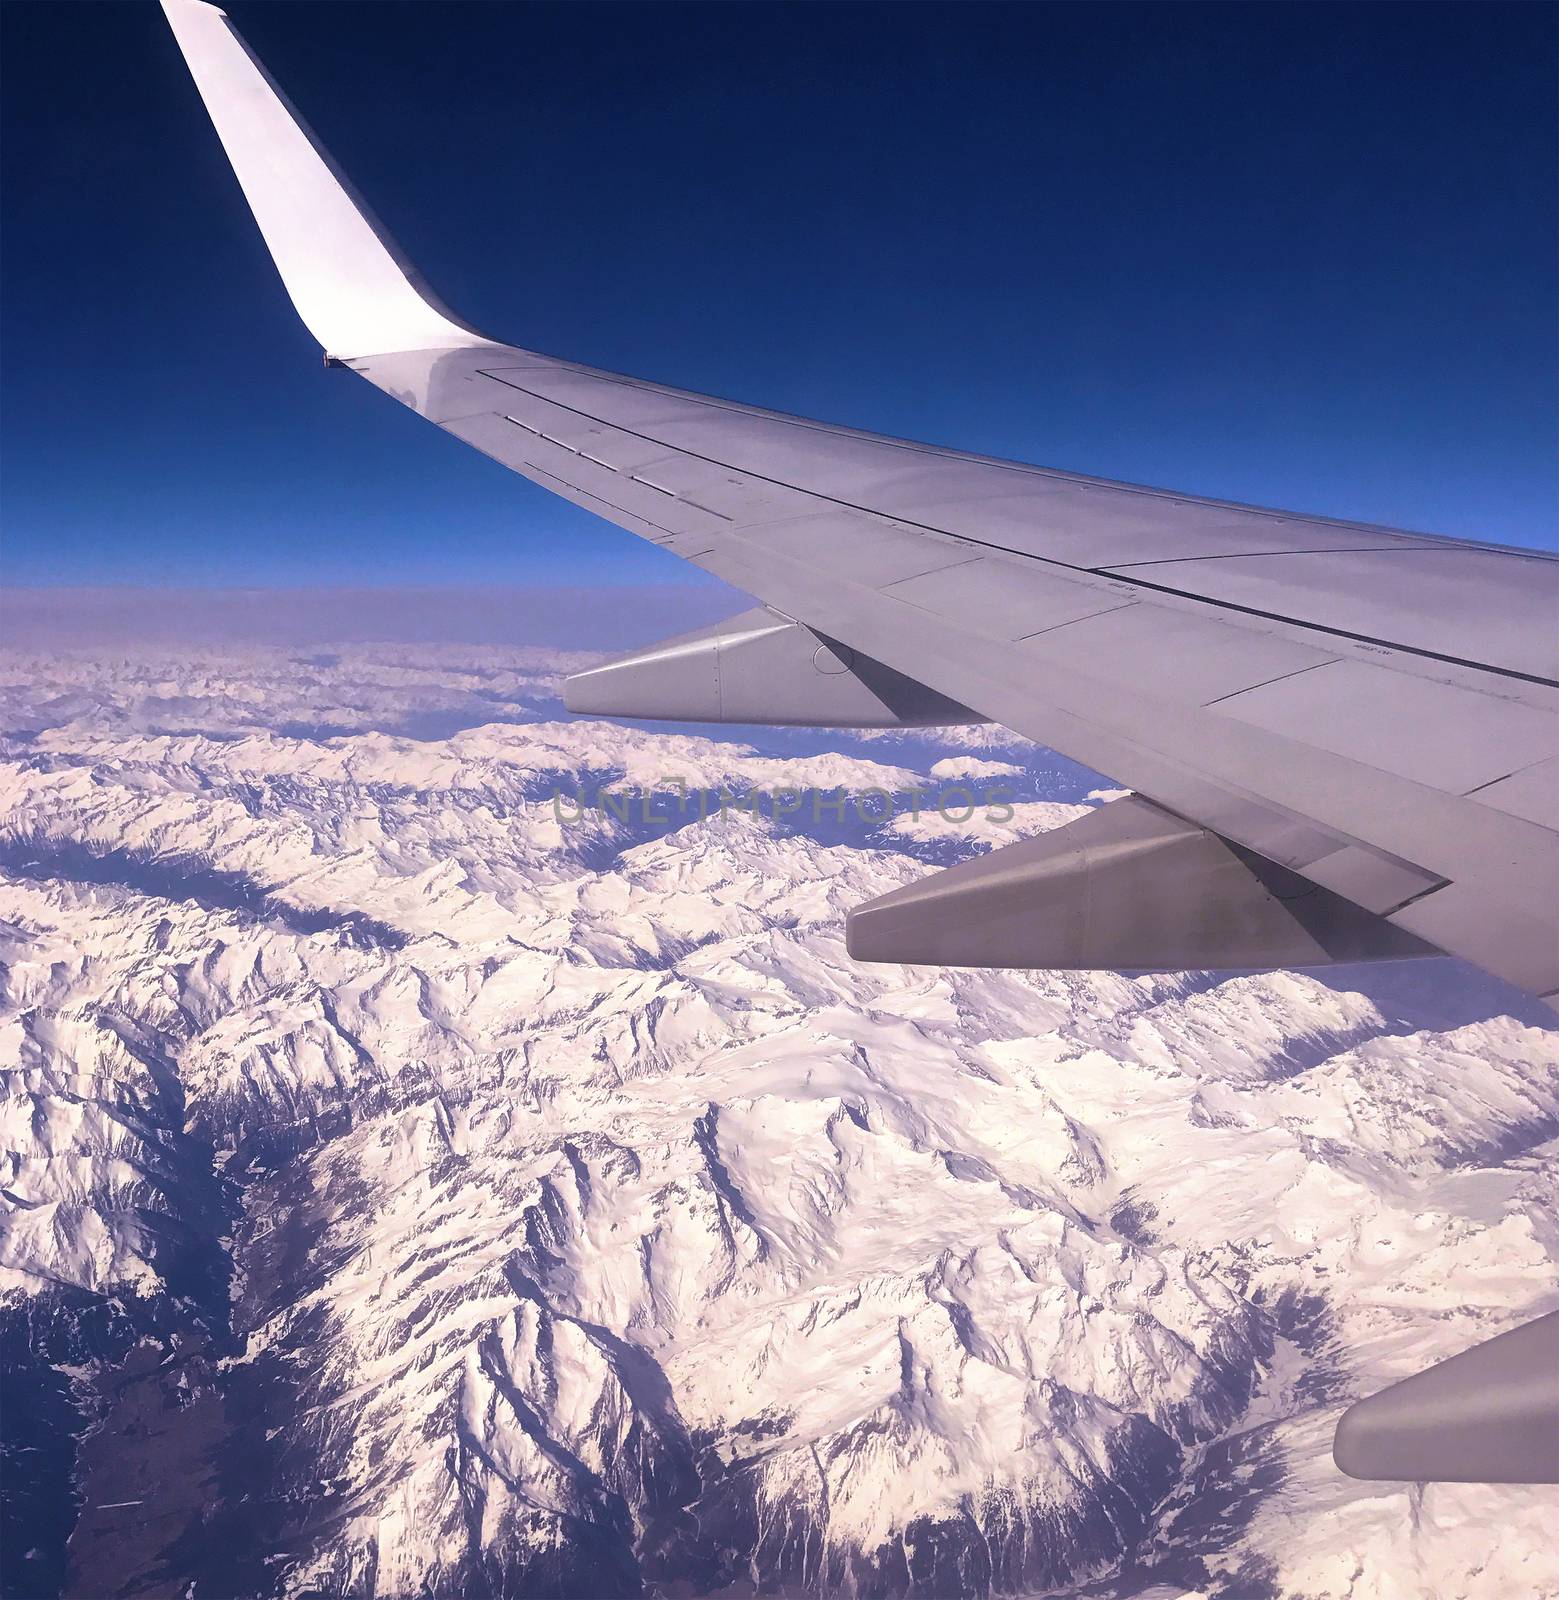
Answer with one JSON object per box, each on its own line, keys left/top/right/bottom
{"left": 847, "top": 795, "right": 1438, "bottom": 971}
{"left": 564, "top": 607, "right": 987, "bottom": 729}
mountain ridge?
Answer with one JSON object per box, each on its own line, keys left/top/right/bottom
{"left": 2, "top": 647, "right": 1556, "bottom": 1600}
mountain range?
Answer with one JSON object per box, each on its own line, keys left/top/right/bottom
{"left": 2, "top": 642, "right": 1556, "bottom": 1600}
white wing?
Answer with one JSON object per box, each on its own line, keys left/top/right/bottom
{"left": 161, "top": 0, "right": 1559, "bottom": 1005}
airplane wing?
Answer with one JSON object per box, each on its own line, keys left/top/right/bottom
{"left": 160, "top": 0, "right": 1559, "bottom": 1007}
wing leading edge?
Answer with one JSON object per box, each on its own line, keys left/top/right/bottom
{"left": 160, "top": 0, "right": 1559, "bottom": 1007}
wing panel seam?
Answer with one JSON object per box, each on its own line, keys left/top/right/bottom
{"left": 474, "top": 369, "right": 1559, "bottom": 691}
{"left": 477, "top": 364, "right": 1557, "bottom": 559}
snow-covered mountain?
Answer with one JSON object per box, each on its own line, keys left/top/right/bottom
{"left": 2, "top": 644, "right": 1556, "bottom": 1600}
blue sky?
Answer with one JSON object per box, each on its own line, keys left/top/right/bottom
{"left": 2, "top": 0, "right": 1554, "bottom": 590}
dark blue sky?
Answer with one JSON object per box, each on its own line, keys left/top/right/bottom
{"left": 3, "top": 0, "right": 1555, "bottom": 589}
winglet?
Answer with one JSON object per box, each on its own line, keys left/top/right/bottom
{"left": 161, "top": 0, "right": 488, "bottom": 358}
